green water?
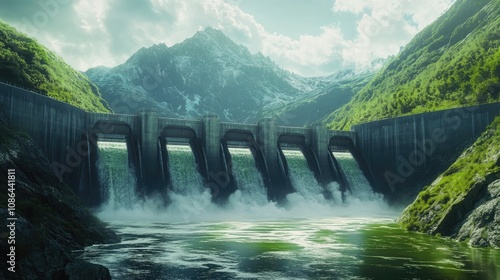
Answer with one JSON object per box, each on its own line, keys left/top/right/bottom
{"left": 81, "top": 218, "right": 499, "bottom": 279}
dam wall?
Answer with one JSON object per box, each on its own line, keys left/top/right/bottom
{"left": 352, "top": 102, "right": 500, "bottom": 200}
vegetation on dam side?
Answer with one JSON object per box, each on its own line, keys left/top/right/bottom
{"left": 398, "top": 115, "right": 500, "bottom": 248}
{"left": 326, "top": 0, "right": 500, "bottom": 130}
{"left": 0, "top": 21, "right": 110, "bottom": 113}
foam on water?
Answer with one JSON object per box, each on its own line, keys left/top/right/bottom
{"left": 87, "top": 143, "right": 497, "bottom": 280}
{"left": 83, "top": 216, "right": 497, "bottom": 280}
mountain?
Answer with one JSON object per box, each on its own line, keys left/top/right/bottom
{"left": 327, "top": 0, "right": 500, "bottom": 130}
{"left": 86, "top": 27, "right": 370, "bottom": 124}
{"left": 0, "top": 21, "right": 110, "bottom": 113}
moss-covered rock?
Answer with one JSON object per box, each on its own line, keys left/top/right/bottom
{"left": 454, "top": 180, "right": 499, "bottom": 247}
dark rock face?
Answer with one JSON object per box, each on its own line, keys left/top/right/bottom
{"left": 426, "top": 165, "right": 500, "bottom": 248}
{"left": 429, "top": 175, "right": 499, "bottom": 248}
{"left": 454, "top": 180, "right": 500, "bottom": 247}
{"left": 0, "top": 110, "right": 119, "bottom": 279}
{"left": 431, "top": 178, "right": 488, "bottom": 236}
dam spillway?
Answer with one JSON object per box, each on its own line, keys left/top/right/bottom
{"left": 281, "top": 149, "right": 325, "bottom": 202}
{"left": 332, "top": 152, "right": 376, "bottom": 201}
{"left": 165, "top": 143, "right": 206, "bottom": 196}
{"left": 0, "top": 83, "right": 359, "bottom": 205}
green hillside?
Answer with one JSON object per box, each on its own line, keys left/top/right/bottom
{"left": 327, "top": 0, "right": 500, "bottom": 130}
{"left": 0, "top": 21, "right": 110, "bottom": 113}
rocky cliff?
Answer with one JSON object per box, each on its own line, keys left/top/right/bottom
{"left": 0, "top": 109, "right": 119, "bottom": 279}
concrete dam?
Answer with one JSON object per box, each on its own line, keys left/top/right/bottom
{"left": 1, "top": 82, "right": 500, "bottom": 205}
{"left": 0, "top": 83, "right": 365, "bottom": 206}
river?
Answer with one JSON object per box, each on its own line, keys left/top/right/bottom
{"left": 81, "top": 217, "right": 499, "bottom": 279}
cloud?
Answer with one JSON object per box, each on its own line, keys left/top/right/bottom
{"left": 261, "top": 26, "right": 347, "bottom": 75}
{"left": 331, "top": 0, "right": 456, "bottom": 71}
{"left": 0, "top": 0, "right": 456, "bottom": 76}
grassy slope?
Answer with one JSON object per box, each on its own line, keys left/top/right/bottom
{"left": 398, "top": 115, "right": 500, "bottom": 232}
{"left": 328, "top": 0, "right": 500, "bottom": 130}
{"left": 0, "top": 21, "right": 110, "bottom": 113}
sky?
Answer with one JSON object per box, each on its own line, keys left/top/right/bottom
{"left": 0, "top": 0, "right": 456, "bottom": 77}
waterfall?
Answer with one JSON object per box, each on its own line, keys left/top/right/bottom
{"left": 96, "top": 141, "right": 138, "bottom": 209}
{"left": 166, "top": 144, "right": 205, "bottom": 195}
{"left": 165, "top": 143, "right": 212, "bottom": 218}
{"left": 332, "top": 152, "right": 375, "bottom": 201}
{"left": 281, "top": 149, "right": 324, "bottom": 202}
{"left": 227, "top": 147, "right": 268, "bottom": 206}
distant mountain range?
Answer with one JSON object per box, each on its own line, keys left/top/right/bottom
{"left": 85, "top": 27, "right": 373, "bottom": 125}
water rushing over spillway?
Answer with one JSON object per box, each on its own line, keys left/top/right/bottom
{"left": 164, "top": 143, "right": 212, "bottom": 220}
{"left": 332, "top": 151, "right": 379, "bottom": 201}
{"left": 96, "top": 142, "right": 390, "bottom": 220}
{"left": 166, "top": 144, "right": 206, "bottom": 195}
{"left": 96, "top": 141, "right": 138, "bottom": 209}
{"left": 94, "top": 142, "right": 388, "bottom": 222}
{"left": 281, "top": 149, "right": 325, "bottom": 202}
{"left": 227, "top": 147, "right": 268, "bottom": 206}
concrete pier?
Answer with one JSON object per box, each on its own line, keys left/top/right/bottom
{"left": 137, "top": 109, "right": 160, "bottom": 193}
